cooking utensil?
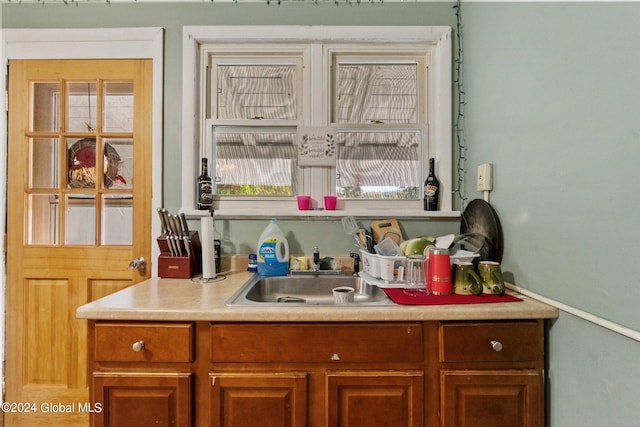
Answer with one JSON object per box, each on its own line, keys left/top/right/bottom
{"left": 371, "top": 219, "right": 402, "bottom": 244}
{"left": 179, "top": 212, "right": 190, "bottom": 235}
{"left": 173, "top": 235, "right": 183, "bottom": 256}
{"left": 171, "top": 215, "right": 186, "bottom": 255}
{"left": 460, "top": 199, "right": 503, "bottom": 262}
{"left": 159, "top": 208, "right": 177, "bottom": 256}
{"left": 341, "top": 216, "right": 367, "bottom": 250}
{"left": 341, "top": 216, "right": 359, "bottom": 234}
{"left": 364, "top": 229, "right": 375, "bottom": 253}
{"left": 183, "top": 235, "right": 192, "bottom": 257}
{"left": 178, "top": 212, "right": 193, "bottom": 257}
{"left": 167, "top": 215, "right": 182, "bottom": 256}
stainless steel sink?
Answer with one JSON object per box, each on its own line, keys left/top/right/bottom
{"left": 225, "top": 274, "right": 395, "bottom": 306}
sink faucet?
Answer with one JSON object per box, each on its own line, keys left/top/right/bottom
{"left": 312, "top": 246, "right": 320, "bottom": 271}
{"left": 350, "top": 252, "right": 361, "bottom": 276}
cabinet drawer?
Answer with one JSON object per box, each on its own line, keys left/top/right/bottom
{"left": 439, "top": 321, "right": 543, "bottom": 363}
{"left": 95, "top": 322, "right": 194, "bottom": 363}
{"left": 211, "top": 322, "right": 423, "bottom": 363}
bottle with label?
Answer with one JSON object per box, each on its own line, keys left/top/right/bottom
{"left": 257, "top": 218, "right": 290, "bottom": 276}
{"left": 423, "top": 157, "right": 440, "bottom": 211}
{"left": 196, "top": 158, "right": 213, "bottom": 210}
{"left": 247, "top": 254, "right": 258, "bottom": 273}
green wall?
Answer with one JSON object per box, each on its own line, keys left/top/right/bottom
{"left": 462, "top": 3, "right": 640, "bottom": 426}
{"left": 4, "top": 2, "right": 640, "bottom": 426}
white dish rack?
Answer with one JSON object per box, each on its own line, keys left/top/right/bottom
{"left": 359, "top": 249, "right": 479, "bottom": 287}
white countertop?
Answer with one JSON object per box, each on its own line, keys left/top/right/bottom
{"left": 76, "top": 270, "right": 559, "bottom": 322}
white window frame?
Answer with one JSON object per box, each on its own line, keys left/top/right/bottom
{"left": 327, "top": 47, "right": 429, "bottom": 211}
{"left": 204, "top": 46, "right": 309, "bottom": 205}
{"left": 182, "top": 26, "right": 454, "bottom": 218}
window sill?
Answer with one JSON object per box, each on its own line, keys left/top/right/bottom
{"left": 180, "top": 208, "right": 460, "bottom": 220}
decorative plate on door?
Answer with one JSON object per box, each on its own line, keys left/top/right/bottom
{"left": 68, "top": 138, "right": 126, "bottom": 188}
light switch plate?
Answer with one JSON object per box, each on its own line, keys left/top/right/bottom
{"left": 477, "top": 163, "right": 493, "bottom": 191}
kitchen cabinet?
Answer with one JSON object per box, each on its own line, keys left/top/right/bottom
{"left": 326, "top": 370, "right": 424, "bottom": 427}
{"left": 438, "top": 321, "right": 545, "bottom": 427}
{"left": 89, "top": 322, "right": 195, "bottom": 427}
{"left": 209, "top": 372, "right": 307, "bottom": 427}
{"left": 92, "top": 372, "right": 192, "bottom": 427}
{"left": 441, "top": 370, "right": 542, "bottom": 427}
{"left": 209, "top": 323, "right": 424, "bottom": 427}
{"left": 87, "top": 319, "right": 545, "bottom": 427}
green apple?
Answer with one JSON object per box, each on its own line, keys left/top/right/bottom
{"left": 403, "top": 236, "right": 435, "bottom": 255}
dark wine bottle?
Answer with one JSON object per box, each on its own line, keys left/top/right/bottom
{"left": 196, "top": 158, "right": 213, "bottom": 210}
{"left": 423, "top": 157, "right": 440, "bottom": 211}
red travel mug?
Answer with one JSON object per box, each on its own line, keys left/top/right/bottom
{"left": 427, "top": 248, "right": 452, "bottom": 295}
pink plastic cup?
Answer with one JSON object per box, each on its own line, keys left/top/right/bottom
{"left": 297, "top": 195, "right": 311, "bottom": 210}
{"left": 324, "top": 196, "right": 337, "bottom": 210}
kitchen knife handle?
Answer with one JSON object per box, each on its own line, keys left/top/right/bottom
{"left": 179, "top": 213, "right": 190, "bottom": 234}
{"left": 174, "top": 235, "right": 183, "bottom": 256}
{"left": 166, "top": 235, "right": 177, "bottom": 256}
{"left": 158, "top": 208, "right": 168, "bottom": 235}
{"left": 160, "top": 208, "right": 171, "bottom": 234}
{"left": 171, "top": 214, "right": 183, "bottom": 236}
{"left": 183, "top": 235, "right": 192, "bottom": 257}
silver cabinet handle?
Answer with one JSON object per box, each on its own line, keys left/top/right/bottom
{"left": 132, "top": 340, "right": 145, "bottom": 352}
{"left": 490, "top": 340, "right": 503, "bottom": 352}
{"left": 330, "top": 353, "right": 340, "bottom": 361}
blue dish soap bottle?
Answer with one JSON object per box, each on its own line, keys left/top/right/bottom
{"left": 257, "top": 218, "right": 290, "bottom": 276}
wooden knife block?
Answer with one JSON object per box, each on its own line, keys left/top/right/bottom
{"left": 157, "top": 231, "right": 201, "bottom": 278}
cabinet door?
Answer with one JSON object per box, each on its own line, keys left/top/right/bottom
{"left": 441, "top": 370, "right": 543, "bottom": 427}
{"left": 327, "top": 371, "right": 424, "bottom": 427}
{"left": 210, "top": 373, "right": 308, "bottom": 427}
{"left": 92, "top": 372, "right": 192, "bottom": 427}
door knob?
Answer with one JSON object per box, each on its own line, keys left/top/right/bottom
{"left": 129, "top": 257, "right": 147, "bottom": 270}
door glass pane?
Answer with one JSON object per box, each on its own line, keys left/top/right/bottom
{"left": 104, "top": 138, "right": 132, "bottom": 189}
{"left": 336, "top": 131, "right": 421, "bottom": 199}
{"left": 213, "top": 127, "right": 297, "bottom": 196}
{"left": 27, "top": 194, "right": 59, "bottom": 245}
{"left": 335, "top": 62, "right": 418, "bottom": 124}
{"left": 103, "top": 81, "right": 134, "bottom": 133}
{"left": 31, "top": 82, "right": 60, "bottom": 132}
{"left": 30, "top": 137, "right": 59, "bottom": 188}
{"left": 67, "top": 137, "right": 98, "bottom": 189}
{"left": 216, "top": 63, "right": 298, "bottom": 120}
{"left": 66, "top": 81, "right": 97, "bottom": 132}
{"left": 101, "top": 194, "right": 132, "bottom": 245}
{"left": 65, "top": 194, "right": 95, "bottom": 245}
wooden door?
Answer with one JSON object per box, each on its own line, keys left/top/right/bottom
{"left": 209, "top": 373, "right": 308, "bottom": 427}
{"left": 441, "top": 370, "right": 543, "bottom": 427}
{"left": 92, "top": 372, "right": 192, "bottom": 427}
{"left": 5, "top": 59, "right": 153, "bottom": 427}
{"left": 326, "top": 370, "right": 424, "bottom": 427}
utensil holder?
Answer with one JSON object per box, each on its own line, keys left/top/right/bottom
{"left": 157, "top": 231, "right": 201, "bottom": 278}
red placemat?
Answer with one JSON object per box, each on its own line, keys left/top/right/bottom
{"left": 382, "top": 288, "right": 522, "bottom": 305}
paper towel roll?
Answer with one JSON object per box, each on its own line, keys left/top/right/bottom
{"left": 201, "top": 216, "right": 216, "bottom": 279}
